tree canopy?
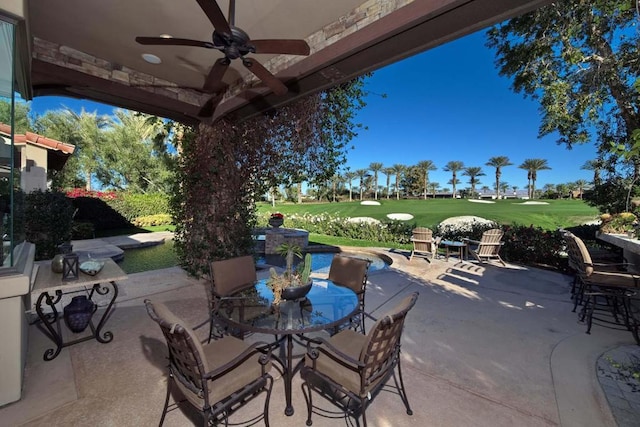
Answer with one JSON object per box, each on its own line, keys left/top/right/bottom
{"left": 2, "top": 100, "right": 177, "bottom": 193}
{"left": 487, "top": 0, "right": 639, "bottom": 169}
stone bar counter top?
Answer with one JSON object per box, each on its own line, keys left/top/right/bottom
{"left": 596, "top": 232, "right": 640, "bottom": 272}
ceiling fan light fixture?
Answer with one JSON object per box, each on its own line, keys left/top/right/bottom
{"left": 142, "top": 53, "right": 162, "bottom": 64}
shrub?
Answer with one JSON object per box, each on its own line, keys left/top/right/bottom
{"left": 132, "top": 214, "right": 173, "bottom": 227}
{"left": 599, "top": 212, "right": 637, "bottom": 234}
{"left": 260, "top": 212, "right": 415, "bottom": 245}
{"left": 107, "top": 193, "right": 170, "bottom": 221}
{"left": 71, "top": 221, "right": 95, "bottom": 239}
{"left": 65, "top": 188, "right": 117, "bottom": 200}
{"left": 500, "top": 224, "right": 566, "bottom": 270}
{"left": 70, "top": 196, "right": 131, "bottom": 231}
{"left": 437, "top": 221, "right": 496, "bottom": 242}
{"left": 257, "top": 213, "right": 569, "bottom": 271}
{"left": 65, "top": 190, "right": 171, "bottom": 230}
{"left": 24, "top": 190, "right": 75, "bottom": 260}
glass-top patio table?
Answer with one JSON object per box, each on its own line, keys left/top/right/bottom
{"left": 214, "top": 278, "right": 359, "bottom": 416}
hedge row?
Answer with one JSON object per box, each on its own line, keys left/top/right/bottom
{"left": 67, "top": 191, "right": 171, "bottom": 231}
{"left": 260, "top": 213, "right": 570, "bottom": 271}
{"left": 106, "top": 193, "right": 170, "bottom": 221}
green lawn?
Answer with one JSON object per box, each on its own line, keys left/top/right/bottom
{"left": 257, "top": 198, "right": 599, "bottom": 230}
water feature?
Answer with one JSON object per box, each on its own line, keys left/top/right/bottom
{"left": 119, "top": 240, "right": 389, "bottom": 274}
{"left": 256, "top": 251, "right": 389, "bottom": 273}
{"left": 119, "top": 240, "right": 177, "bottom": 274}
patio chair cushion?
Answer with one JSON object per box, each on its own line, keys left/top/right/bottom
{"left": 328, "top": 255, "right": 370, "bottom": 294}
{"left": 587, "top": 270, "right": 639, "bottom": 289}
{"left": 210, "top": 256, "right": 257, "bottom": 297}
{"left": 200, "top": 335, "right": 269, "bottom": 407}
{"left": 152, "top": 301, "right": 209, "bottom": 370}
{"left": 305, "top": 293, "right": 417, "bottom": 396}
{"left": 151, "top": 302, "right": 267, "bottom": 409}
{"left": 305, "top": 328, "right": 368, "bottom": 395}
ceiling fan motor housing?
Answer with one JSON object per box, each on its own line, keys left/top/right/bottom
{"left": 213, "top": 26, "right": 255, "bottom": 58}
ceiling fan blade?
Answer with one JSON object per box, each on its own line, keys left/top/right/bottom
{"left": 136, "top": 36, "right": 215, "bottom": 49}
{"left": 195, "top": 0, "right": 232, "bottom": 36}
{"left": 203, "top": 58, "right": 229, "bottom": 92}
{"left": 251, "top": 39, "right": 310, "bottom": 56}
{"left": 243, "top": 59, "right": 287, "bottom": 95}
{"left": 198, "top": 92, "right": 225, "bottom": 117}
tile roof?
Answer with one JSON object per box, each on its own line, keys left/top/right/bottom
{"left": 0, "top": 123, "right": 75, "bottom": 154}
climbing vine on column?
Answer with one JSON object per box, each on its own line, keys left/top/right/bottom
{"left": 172, "top": 78, "right": 368, "bottom": 277}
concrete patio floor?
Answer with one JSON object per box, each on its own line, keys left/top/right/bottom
{"left": 2, "top": 246, "right": 637, "bottom": 426}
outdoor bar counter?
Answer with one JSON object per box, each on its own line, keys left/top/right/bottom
{"left": 596, "top": 232, "right": 640, "bottom": 272}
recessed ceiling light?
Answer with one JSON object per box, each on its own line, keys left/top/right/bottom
{"left": 142, "top": 53, "right": 162, "bottom": 64}
{"left": 160, "top": 34, "right": 172, "bottom": 39}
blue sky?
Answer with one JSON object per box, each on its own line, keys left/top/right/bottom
{"left": 347, "top": 29, "right": 596, "bottom": 191}
{"left": 27, "top": 29, "right": 597, "bottom": 192}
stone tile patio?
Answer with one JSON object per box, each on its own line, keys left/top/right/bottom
{"left": 1, "top": 240, "right": 637, "bottom": 426}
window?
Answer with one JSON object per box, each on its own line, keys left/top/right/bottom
{"left": 0, "top": 18, "right": 21, "bottom": 267}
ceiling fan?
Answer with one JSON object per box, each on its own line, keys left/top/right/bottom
{"left": 136, "top": 0, "right": 310, "bottom": 117}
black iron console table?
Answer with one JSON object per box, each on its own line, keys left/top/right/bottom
{"left": 30, "top": 259, "right": 127, "bottom": 361}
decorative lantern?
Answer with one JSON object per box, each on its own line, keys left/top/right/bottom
{"left": 62, "top": 253, "right": 80, "bottom": 281}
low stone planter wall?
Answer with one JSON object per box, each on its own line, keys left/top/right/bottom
{"left": 264, "top": 228, "right": 309, "bottom": 254}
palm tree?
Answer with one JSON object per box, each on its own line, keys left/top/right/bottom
{"left": 480, "top": 185, "right": 490, "bottom": 195}
{"left": 355, "top": 169, "right": 369, "bottom": 200}
{"left": 390, "top": 164, "right": 405, "bottom": 200}
{"left": 428, "top": 181, "right": 440, "bottom": 198}
{"left": 64, "top": 108, "right": 111, "bottom": 190}
{"left": 344, "top": 171, "right": 357, "bottom": 201}
{"left": 574, "top": 179, "right": 588, "bottom": 199}
{"left": 447, "top": 178, "right": 461, "bottom": 197}
{"left": 499, "top": 181, "right": 510, "bottom": 196}
{"left": 486, "top": 156, "right": 513, "bottom": 199}
{"left": 383, "top": 167, "right": 394, "bottom": 199}
{"left": 462, "top": 166, "right": 485, "bottom": 198}
{"left": 555, "top": 183, "right": 569, "bottom": 198}
{"left": 519, "top": 158, "right": 551, "bottom": 199}
{"left": 330, "top": 174, "right": 343, "bottom": 202}
{"left": 369, "top": 162, "right": 384, "bottom": 200}
{"left": 581, "top": 159, "right": 604, "bottom": 185}
{"left": 415, "top": 160, "right": 437, "bottom": 200}
{"left": 511, "top": 185, "right": 518, "bottom": 197}
{"left": 443, "top": 161, "right": 465, "bottom": 199}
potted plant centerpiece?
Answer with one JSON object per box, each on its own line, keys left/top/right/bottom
{"left": 267, "top": 243, "right": 312, "bottom": 306}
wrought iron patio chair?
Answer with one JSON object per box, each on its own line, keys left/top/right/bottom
{"left": 464, "top": 228, "right": 506, "bottom": 266}
{"left": 144, "top": 299, "right": 273, "bottom": 427}
{"left": 564, "top": 233, "right": 640, "bottom": 343}
{"left": 328, "top": 254, "right": 372, "bottom": 333}
{"left": 409, "top": 227, "right": 439, "bottom": 262}
{"left": 208, "top": 255, "right": 259, "bottom": 342}
{"left": 300, "top": 292, "right": 419, "bottom": 427}
{"left": 562, "top": 230, "right": 626, "bottom": 298}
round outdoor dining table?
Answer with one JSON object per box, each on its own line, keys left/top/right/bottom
{"left": 214, "top": 277, "right": 359, "bottom": 416}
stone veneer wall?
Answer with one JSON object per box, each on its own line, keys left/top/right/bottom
{"left": 242, "top": 0, "right": 415, "bottom": 94}
{"left": 32, "top": 38, "right": 211, "bottom": 107}
{"left": 264, "top": 228, "right": 309, "bottom": 255}
{"left": 32, "top": 0, "right": 414, "bottom": 102}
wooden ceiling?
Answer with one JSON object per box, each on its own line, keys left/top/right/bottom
{"left": 7, "top": 0, "right": 552, "bottom": 124}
